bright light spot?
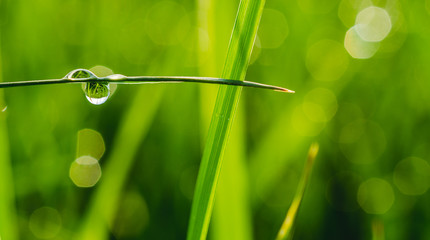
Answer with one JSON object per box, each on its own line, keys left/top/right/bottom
{"left": 357, "top": 178, "right": 395, "bottom": 214}
{"left": 1, "top": 106, "right": 6, "bottom": 112}
{"left": 393, "top": 157, "right": 430, "bottom": 196}
{"left": 344, "top": 26, "right": 380, "bottom": 59}
{"left": 339, "top": 119, "right": 386, "bottom": 164}
{"left": 77, "top": 129, "right": 105, "bottom": 160}
{"left": 29, "top": 207, "right": 62, "bottom": 239}
{"left": 69, "top": 156, "right": 102, "bottom": 188}
{"left": 303, "top": 88, "right": 338, "bottom": 122}
{"left": 306, "top": 39, "right": 349, "bottom": 81}
{"left": 355, "top": 6, "right": 392, "bottom": 42}
{"left": 292, "top": 104, "right": 325, "bottom": 136}
{"left": 258, "top": 9, "right": 289, "bottom": 49}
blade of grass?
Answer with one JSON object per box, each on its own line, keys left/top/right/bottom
{"left": 372, "top": 218, "right": 385, "bottom": 240}
{"left": 0, "top": 27, "right": 18, "bottom": 240}
{"left": 187, "top": 0, "right": 266, "bottom": 239}
{"left": 212, "top": 109, "right": 253, "bottom": 240}
{"left": 276, "top": 143, "right": 319, "bottom": 240}
{"left": 196, "top": 0, "right": 253, "bottom": 239}
{"left": 76, "top": 85, "right": 164, "bottom": 240}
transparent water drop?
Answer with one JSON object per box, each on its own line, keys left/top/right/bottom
{"left": 64, "top": 68, "right": 97, "bottom": 80}
{"left": 107, "top": 74, "right": 126, "bottom": 80}
{"left": 84, "top": 81, "right": 110, "bottom": 105}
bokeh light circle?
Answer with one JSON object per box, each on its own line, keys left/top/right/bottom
{"left": 258, "top": 9, "right": 289, "bottom": 49}
{"left": 344, "top": 26, "right": 380, "bottom": 59}
{"left": 355, "top": 6, "right": 392, "bottom": 42}
{"left": 393, "top": 157, "right": 430, "bottom": 196}
{"left": 357, "top": 178, "right": 395, "bottom": 214}
{"left": 29, "top": 207, "right": 62, "bottom": 239}
{"left": 69, "top": 156, "right": 102, "bottom": 188}
{"left": 303, "top": 88, "right": 338, "bottom": 123}
{"left": 306, "top": 39, "right": 349, "bottom": 81}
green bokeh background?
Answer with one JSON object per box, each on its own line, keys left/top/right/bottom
{"left": 1, "top": 0, "right": 430, "bottom": 239}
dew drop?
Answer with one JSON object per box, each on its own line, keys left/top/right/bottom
{"left": 84, "top": 81, "right": 110, "bottom": 105}
{"left": 64, "top": 68, "right": 97, "bottom": 80}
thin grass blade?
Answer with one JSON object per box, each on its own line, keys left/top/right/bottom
{"left": 276, "top": 143, "right": 319, "bottom": 240}
{"left": 187, "top": 0, "right": 266, "bottom": 239}
{"left": 372, "top": 218, "right": 385, "bottom": 240}
{"left": 0, "top": 29, "right": 18, "bottom": 240}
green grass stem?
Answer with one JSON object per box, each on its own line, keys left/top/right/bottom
{"left": 0, "top": 74, "right": 293, "bottom": 93}
{"left": 276, "top": 143, "right": 319, "bottom": 240}
{"left": 187, "top": 0, "right": 266, "bottom": 239}
{"left": 197, "top": 0, "right": 253, "bottom": 239}
{"left": 0, "top": 28, "right": 18, "bottom": 240}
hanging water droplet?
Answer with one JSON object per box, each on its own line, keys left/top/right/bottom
{"left": 64, "top": 69, "right": 97, "bottom": 80}
{"left": 84, "top": 81, "right": 110, "bottom": 105}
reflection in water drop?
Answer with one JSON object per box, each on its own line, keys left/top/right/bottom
{"left": 65, "top": 69, "right": 97, "bottom": 80}
{"left": 69, "top": 156, "right": 102, "bottom": 188}
{"left": 84, "top": 81, "right": 110, "bottom": 105}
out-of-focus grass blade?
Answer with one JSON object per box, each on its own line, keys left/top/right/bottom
{"left": 372, "top": 218, "right": 385, "bottom": 240}
{"left": 276, "top": 143, "right": 319, "bottom": 240}
{"left": 76, "top": 86, "right": 164, "bottom": 239}
{"left": 0, "top": 31, "right": 18, "bottom": 240}
{"left": 187, "top": 0, "right": 265, "bottom": 239}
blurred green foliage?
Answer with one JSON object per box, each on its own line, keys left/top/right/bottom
{"left": 1, "top": 0, "right": 430, "bottom": 239}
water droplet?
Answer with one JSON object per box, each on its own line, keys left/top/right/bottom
{"left": 64, "top": 68, "right": 97, "bottom": 80}
{"left": 107, "top": 74, "right": 126, "bottom": 80}
{"left": 84, "top": 81, "right": 110, "bottom": 105}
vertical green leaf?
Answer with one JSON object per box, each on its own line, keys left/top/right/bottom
{"left": 187, "top": 0, "right": 265, "bottom": 239}
{"left": 0, "top": 22, "right": 18, "bottom": 240}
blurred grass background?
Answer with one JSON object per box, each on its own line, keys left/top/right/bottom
{"left": 1, "top": 0, "right": 430, "bottom": 239}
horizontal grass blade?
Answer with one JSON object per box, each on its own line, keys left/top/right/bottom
{"left": 187, "top": 0, "right": 266, "bottom": 239}
{"left": 276, "top": 143, "right": 319, "bottom": 240}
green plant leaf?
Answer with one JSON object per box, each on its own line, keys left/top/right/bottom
{"left": 276, "top": 143, "right": 319, "bottom": 240}
{"left": 187, "top": 0, "right": 266, "bottom": 239}
{"left": 0, "top": 29, "right": 18, "bottom": 240}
